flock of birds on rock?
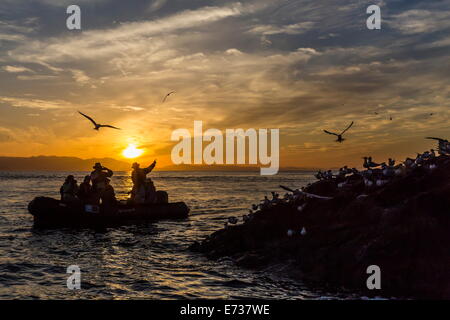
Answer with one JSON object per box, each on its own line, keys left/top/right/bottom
{"left": 314, "top": 137, "right": 446, "bottom": 190}
{"left": 225, "top": 136, "right": 450, "bottom": 237}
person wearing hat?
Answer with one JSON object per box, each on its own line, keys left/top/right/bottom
{"left": 130, "top": 160, "right": 156, "bottom": 203}
{"left": 90, "top": 162, "right": 113, "bottom": 204}
{"left": 60, "top": 175, "right": 79, "bottom": 203}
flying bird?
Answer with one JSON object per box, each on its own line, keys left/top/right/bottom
{"left": 323, "top": 121, "right": 354, "bottom": 143}
{"left": 162, "top": 91, "right": 175, "bottom": 103}
{"left": 78, "top": 111, "right": 121, "bottom": 131}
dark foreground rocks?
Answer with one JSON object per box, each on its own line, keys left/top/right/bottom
{"left": 191, "top": 156, "right": 450, "bottom": 299}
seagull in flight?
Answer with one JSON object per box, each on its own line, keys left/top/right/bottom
{"left": 162, "top": 91, "right": 175, "bottom": 103}
{"left": 78, "top": 111, "right": 121, "bottom": 131}
{"left": 323, "top": 121, "right": 354, "bottom": 143}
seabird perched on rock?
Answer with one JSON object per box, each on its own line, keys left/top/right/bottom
{"left": 315, "top": 170, "right": 324, "bottom": 180}
{"left": 279, "top": 185, "right": 333, "bottom": 200}
{"left": 430, "top": 149, "right": 436, "bottom": 158}
{"left": 367, "top": 157, "right": 385, "bottom": 168}
{"left": 343, "top": 166, "right": 353, "bottom": 175}
{"left": 228, "top": 217, "right": 238, "bottom": 225}
{"left": 404, "top": 157, "right": 416, "bottom": 169}
{"left": 394, "top": 165, "right": 405, "bottom": 176}
{"left": 376, "top": 179, "right": 388, "bottom": 187}
{"left": 426, "top": 137, "right": 450, "bottom": 155}
{"left": 382, "top": 163, "right": 395, "bottom": 177}
{"left": 364, "top": 178, "right": 374, "bottom": 187}
{"left": 323, "top": 121, "right": 354, "bottom": 143}
{"left": 415, "top": 153, "right": 424, "bottom": 166}
{"left": 270, "top": 192, "right": 280, "bottom": 203}
{"left": 363, "top": 157, "right": 370, "bottom": 169}
{"left": 300, "top": 227, "right": 307, "bottom": 236}
{"left": 261, "top": 196, "right": 271, "bottom": 209}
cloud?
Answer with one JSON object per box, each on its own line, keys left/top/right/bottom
{"left": 10, "top": 2, "right": 260, "bottom": 64}
{"left": 388, "top": 9, "right": 450, "bottom": 35}
{"left": 17, "top": 75, "right": 58, "bottom": 81}
{"left": 3, "top": 65, "right": 34, "bottom": 73}
{"left": 0, "top": 97, "right": 74, "bottom": 109}
{"left": 147, "top": 0, "right": 167, "bottom": 13}
{"left": 0, "top": 33, "right": 26, "bottom": 42}
{"left": 70, "top": 69, "right": 90, "bottom": 85}
{"left": 12, "top": 0, "right": 111, "bottom": 7}
{"left": 248, "top": 22, "right": 315, "bottom": 35}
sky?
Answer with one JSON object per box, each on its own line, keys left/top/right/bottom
{"left": 0, "top": 0, "right": 449, "bottom": 169}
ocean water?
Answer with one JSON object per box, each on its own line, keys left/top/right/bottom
{"left": 0, "top": 170, "right": 348, "bottom": 299}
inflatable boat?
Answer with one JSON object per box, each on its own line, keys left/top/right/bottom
{"left": 28, "top": 196, "right": 190, "bottom": 229}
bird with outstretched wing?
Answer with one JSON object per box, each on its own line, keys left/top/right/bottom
{"left": 162, "top": 91, "right": 175, "bottom": 103}
{"left": 78, "top": 111, "right": 121, "bottom": 131}
{"left": 323, "top": 121, "right": 354, "bottom": 143}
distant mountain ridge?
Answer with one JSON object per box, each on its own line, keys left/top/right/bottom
{"left": 0, "top": 156, "right": 131, "bottom": 171}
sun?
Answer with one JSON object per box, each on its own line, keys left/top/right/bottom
{"left": 122, "top": 144, "right": 144, "bottom": 159}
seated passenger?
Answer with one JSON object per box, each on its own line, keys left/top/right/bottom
{"left": 101, "top": 178, "right": 116, "bottom": 206}
{"left": 78, "top": 175, "right": 93, "bottom": 203}
{"left": 60, "top": 175, "right": 79, "bottom": 203}
{"left": 144, "top": 178, "right": 157, "bottom": 204}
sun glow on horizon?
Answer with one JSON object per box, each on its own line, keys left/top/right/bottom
{"left": 122, "top": 144, "right": 144, "bottom": 159}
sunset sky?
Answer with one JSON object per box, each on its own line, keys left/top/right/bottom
{"left": 0, "top": 0, "right": 449, "bottom": 169}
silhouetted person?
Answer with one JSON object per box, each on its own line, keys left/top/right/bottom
{"left": 101, "top": 178, "right": 116, "bottom": 206}
{"left": 144, "top": 178, "right": 157, "bottom": 204}
{"left": 131, "top": 160, "right": 156, "bottom": 203}
{"left": 90, "top": 162, "right": 113, "bottom": 204}
{"left": 60, "top": 175, "right": 79, "bottom": 203}
{"left": 78, "top": 175, "right": 92, "bottom": 203}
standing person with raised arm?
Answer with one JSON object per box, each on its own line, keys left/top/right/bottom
{"left": 130, "top": 160, "right": 156, "bottom": 204}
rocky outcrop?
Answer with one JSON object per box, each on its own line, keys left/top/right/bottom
{"left": 191, "top": 155, "right": 450, "bottom": 299}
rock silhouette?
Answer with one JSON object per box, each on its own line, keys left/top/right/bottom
{"left": 191, "top": 154, "right": 450, "bottom": 299}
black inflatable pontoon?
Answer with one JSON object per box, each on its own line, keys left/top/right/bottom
{"left": 28, "top": 196, "right": 190, "bottom": 229}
